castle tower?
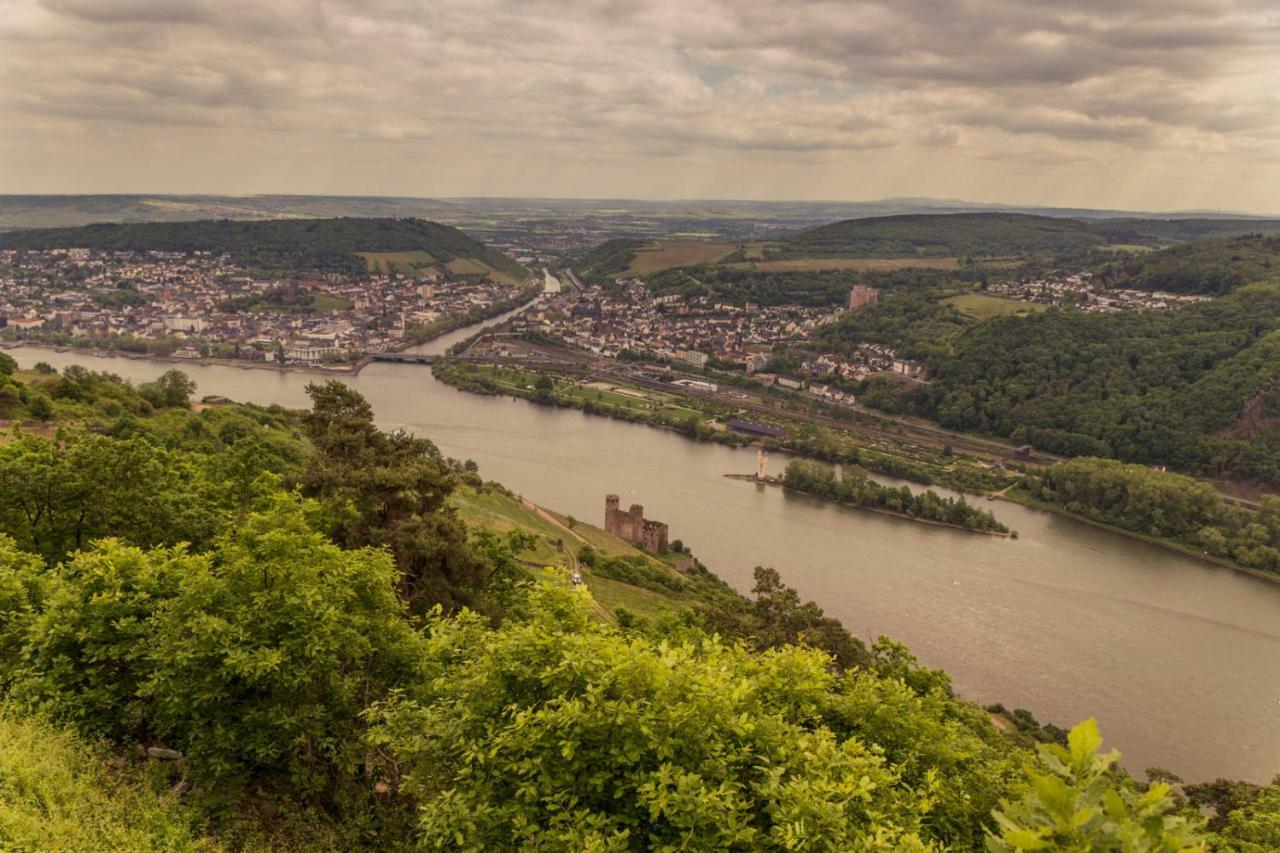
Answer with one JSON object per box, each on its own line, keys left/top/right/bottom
{"left": 756, "top": 447, "right": 768, "bottom": 480}
{"left": 628, "top": 504, "right": 644, "bottom": 541}
{"left": 605, "top": 495, "right": 620, "bottom": 535}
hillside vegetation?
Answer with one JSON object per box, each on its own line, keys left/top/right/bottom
{"left": 0, "top": 360, "right": 1243, "bottom": 849}
{"left": 828, "top": 281, "right": 1280, "bottom": 487}
{"left": 0, "top": 217, "right": 527, "bottom": 279}
{"left": 576, "top": 237, "right": 649, "bottom": 282}
{"left": 1024, "top": 457, "right": 1280, "bottom": 572}
{"left": 1097, "top": 233, "right": 1280, "bottom": 294}
{"left": 646, "top": 264, "right": 863, "bottom": 306}
{"left": 781, "top": 212, "right": 1280, "bottom": 260}
{"left": 781, "top": 213, "right": 1113, "bottom": 258}
{"left": 1089, "top": 217, "right": 1280, "bottom": 243}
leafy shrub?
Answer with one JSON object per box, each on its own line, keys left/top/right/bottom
{"left": 368, "top": 584, "right": 936, "bottom": 849}
{"left": 1, "top": 498, "right": 425, "bottom": 811}
{"left": 988, "top": 718, "right": 1206, "bottom": 851}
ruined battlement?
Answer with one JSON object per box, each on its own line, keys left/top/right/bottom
{"left": 604, "top": 493, "right": 669, "bottom": 552}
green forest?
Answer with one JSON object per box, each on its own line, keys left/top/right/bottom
{"left": 782, "top": 458, "right": 1010, "bottom": 534}
{"left": 0, "top": 217, "right": 527, "bottom": 278}
{"left": 647, "top": 265, "right": 867, "bottom": 306}
{"left": 820, "top": 281, "right": 1280, "bottom": 487}
{"left": 779, "top": 213, "right": 1114, "bottom": 258}
{"left": 1021, "top": 457, "right": 1280, "bottom": 572}
{"left": 777, "top": 212, "right": 1280, "bottom": 260}
{"left": 576, "top": 237, "right": 649, "bottom": 283}
{"left": 1097, "top": 234, "right": 1280, "bottom": 294}
{"left": 2, "top": 358, "right": 1270, "bottom": 849}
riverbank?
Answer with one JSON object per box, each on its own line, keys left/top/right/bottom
{"left": 728, "top": 473, "right": 1014, "bottom": 537}
{"left": 432, "top": 359, "right": 1013, "bottom": 495}
{"left": 1000, "top": 488, "right": 1280, "bottom": 584}
{"left": 7, "top": 342, "right": 357, "bottom": 376}
{"left": 396, "top": 283, "right": 541, "bottom": 352}
{"left": 1, "top": 285, "right": 543, "bottom": 379}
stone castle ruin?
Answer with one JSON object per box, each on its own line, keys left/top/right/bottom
{"left": 604, "top": 494, "right": 669, "bottom": 552}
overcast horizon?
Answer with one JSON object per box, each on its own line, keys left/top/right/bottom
{"left": 1, "top": 191, "right": 1275, "bottom": 219}
{"left": 3, "top": 0, "right": 1278, "bottom": 212}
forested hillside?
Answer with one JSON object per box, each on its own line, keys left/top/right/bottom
{"left": 576, "top": 237, "right": 647, "bottom": 282}
{"left": 781, "top": 213, "right": 1114, "bottom": 258}
{"left": 646, "top": 264, "right": 864, "bottom": 306}
{"left": 781, "top": 212, "right": 1280, "bottom": 260}
{"left": 821, "top": 282, "right": 1280, "bottom": 486}
{"left": 0, "top": 217, "right": 527, "bottom": 278}
{"left": 1089, "top": 217, "right": 1280, "bottom": 243}
{"left": 1097, "top": 233, "right": 1280, "bottom": 294}
{"left": 0, "top": 359, "right": 1245, "bottom": 849}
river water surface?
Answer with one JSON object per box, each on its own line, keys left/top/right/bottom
{"left": 9, "top": 332, "right": 1280, "bottom": 783}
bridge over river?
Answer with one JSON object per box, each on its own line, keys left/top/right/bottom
{"left": 362, "top": 352, "right": 434, "bottom": 366}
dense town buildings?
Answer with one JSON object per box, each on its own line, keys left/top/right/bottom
{"left": 516, "top": 278, "right": 841, "bottom": 375}
{"left": 0, "top": 248, "right": 525, "bottom": 363}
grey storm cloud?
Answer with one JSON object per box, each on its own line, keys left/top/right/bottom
{"left": 0, "top": 0, "right": 1277, "bottom": 209}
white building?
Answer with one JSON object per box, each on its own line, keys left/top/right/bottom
{"left": 163, "top": 316, "right": 206, "bottom": 334}
{"left": 285, "top": 344, "right": 342, "bottom": 364}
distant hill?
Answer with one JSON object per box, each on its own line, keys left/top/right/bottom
{"left": 0, "top": 195, "right": 472, "bottom": 231}
{"left": 782, "top": 213, "right": 1117, "bottom": 258}
{"left": 576, "top": 238, "right": 649, "bottom": 283}
{"left": 780, "top": 212, "right": 1280, "bottom": 259}
{"left": 1087, "top": 218, "right": 1280, "bottom": 243}
{"left": 2, "top": 194, "right": 1276, "bottom": 233}
{"left": 1096, "top": 233, "right": 1280, "bottom": 295}
{"left": 0, "top": 217, "right": 527, "bottom": 280}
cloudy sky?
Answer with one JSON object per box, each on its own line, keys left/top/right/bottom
{"left": 2, "top": 0, "right": 1278, "bottom": 212}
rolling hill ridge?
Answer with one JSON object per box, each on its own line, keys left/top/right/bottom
{"left": 781, "top": 212, "right": 1280, "bottom": 259}
{"left": 0, "top": 217, "right": 528, "bottom": 280}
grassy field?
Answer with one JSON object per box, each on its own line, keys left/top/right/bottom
{"left": 467, "top": 365, "right": 710, "bottom": 423}
{"left": 359, "top": 250, "right": 437, "bottom": 275}
{"left": 360, "top": 251, "right": 524, "bottom": 286}
{"left": 626, "top": 240, "right": 737, "bottom": 275}
{"left": 445, "top": 257, "right": 489, "bottom": 275}
{"left": 310, "top": 293, "right": 354, "bottom": 311}
{"left": 248, "top": 292, "right": 353, "bottom": 313}
{"left": 559, "top": 380, "right": 705, "bottom": 419}
{"left": 944, "top": 293, "right": 1049, "bottom": 320}
{"left": 730, "top": 257, "right": 961, "bottom": 272}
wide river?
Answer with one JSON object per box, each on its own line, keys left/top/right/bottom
{"left": 8, "top": 324, "right": 1280, "bottom": 783}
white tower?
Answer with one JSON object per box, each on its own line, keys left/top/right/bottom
{"left": 756, "top": 447, "right": 768, "bottom": 480}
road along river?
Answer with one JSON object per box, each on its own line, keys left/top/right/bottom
{"left": 7, "top": 338, "right": 1280, "bottom": 783}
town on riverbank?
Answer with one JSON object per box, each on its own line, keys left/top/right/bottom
{"left": 0, "top": 245, "right": 538, "bottom": 366}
